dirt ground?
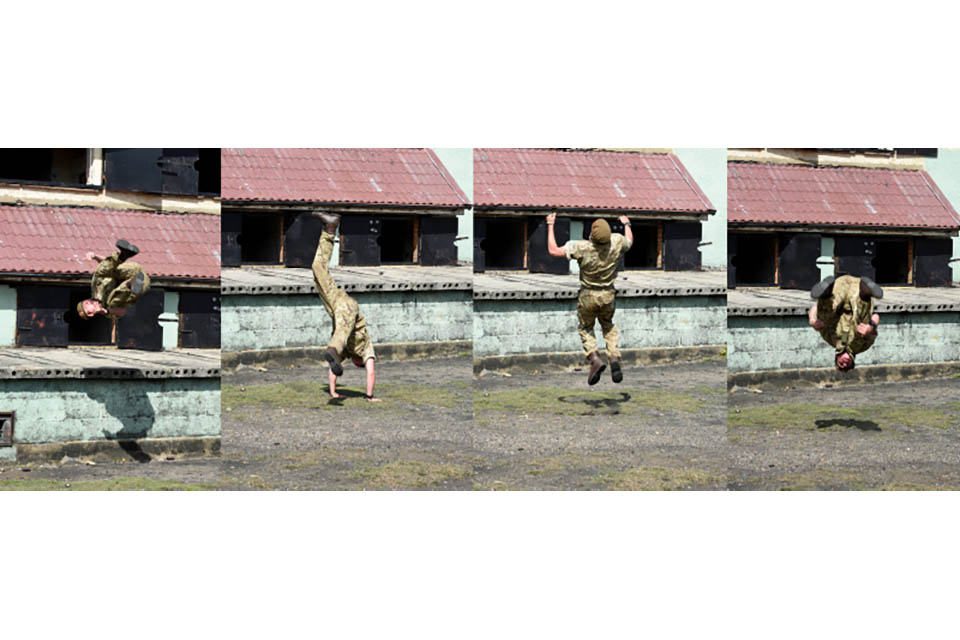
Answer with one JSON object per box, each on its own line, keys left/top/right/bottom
{"left": 728, "top": 375, "right": 960, "bottom": 490}
{"left": 0, "top": 456, "right": 221, "bottom": 491}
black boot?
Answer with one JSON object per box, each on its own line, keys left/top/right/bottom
{"left": 323, "top": 346, "right": 344, "bottom": 376}
{"left": 859, "top": 276, "right": 884, "bottom": 300}
{"left": 310, "top": 211, "right": 341, "bottom": 234}
{"left": 131, "top": 271, "right": 146, "bottom": 296}
{"left": 586, "top": 351, "right": 606, "bottom": 386}
{"left": 609, "top": 357, "right": 623, "bottom": 383}
{"left": 810, "top": 275, "right": 835, "bottom": 300}
{"left": 116, "top": 239, "right": 140, "bottom": 262}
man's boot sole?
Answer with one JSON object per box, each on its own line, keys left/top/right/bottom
{"left": 610, "top": 362, "right": 623, "bottom": 383}
{"left": 859, "top": 276, "right": 884, "bottom": 299}
{"left": 810, "top": 275, "right": 835, "bottom": 300}
{"left": 323, "top": 351, "right": 344, "bottom": 376}
{"left": 131, "top": 271, "right": 145, "bottom": 296}
{"left": 116, "top": 239, "right": 140, "bottom": 256}
{"left": 588, "top": 365, "right": 606, "bottom": 386}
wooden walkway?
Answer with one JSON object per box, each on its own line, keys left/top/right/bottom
{"left": 473, "top": 270, "right": 726, "bottom": 300}
{"left": 221, "top": 265, "right": 473, "bottom": 295}
{"left": 0, "top": 348, "right": 221, "bottom": 379}
{"left": 728, "top": 286, "right": 960, "bottom": 316}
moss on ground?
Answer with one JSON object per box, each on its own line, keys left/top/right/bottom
{"left": 474, "top": 386, "right": 712, "bottom": 416}
{"left": 281, "top": 446, "right": 367, "bottom": 471}
{"left": 729, "top": 403, "right": 958, "bottom": 431}
{"left": 0, "top": 477, "right": 215, "bottom": 491}
{"left": 591, "top": 466, "right": 724, "bottom": 490}
{"left": 222, "top": 380, "right": 466, "bottom": 412}
{"left": 775, "top": 470, "right": 960, "bottom": 491}
{"left": 526, "top": 454, "right": 611, "bottom": 476}
{"left": 350, "top": 460, "right": 472, "bottom": 489}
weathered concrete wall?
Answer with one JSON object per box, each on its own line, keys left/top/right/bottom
{"left": 222, "top": 290, "right": 473, "bottom": 352}
{"left": 0, "top": 285, "right": 14, "bottom": 347}
{"left": 0, "top": 378, "right": 221, "bottom": 446}
{"left": 474, "top": 295, "right": 726, "bottom": 357}
{"left": 923, "top": 149, "right": 960, "bottom": 283}
{"left": 728, "top": 312, "right": 960, "bottom": 372}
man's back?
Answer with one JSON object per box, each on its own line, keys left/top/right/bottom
{"left": 565, "top": 233, "right": 631, "bottom": 288}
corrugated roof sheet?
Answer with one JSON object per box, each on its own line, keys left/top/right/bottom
{"left": 0, "top": 205, "right": 220, "bottom": 280}
{"left": 221, "top": 148, "right": 469, "bottom": 207}
{"left": 473, "top": 148, "right": 715, "bottom": 213}
{"left": 728, "top": 162, "right": 960, "bottom": 230}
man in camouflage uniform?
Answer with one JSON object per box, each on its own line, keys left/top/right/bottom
{"left": 547, "top": 213, "right": 633, "bottom": 385}
{"left": 310, "top": 212, "right": 380, "bottom": 402}
{"left": 807, "top": 274, "right": 882, "bottom": 372}
{"left": 77, "top": 240, "right": 150, "bottom": 319}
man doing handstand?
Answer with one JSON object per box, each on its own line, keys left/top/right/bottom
{"left": 77, "top": 240, "right": 150, "bottom": 320}
{"left": 808, "top": 273, "right": 883, "bottom": 372}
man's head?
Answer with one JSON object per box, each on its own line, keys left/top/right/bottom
{"left": 835, "top": 351, "right": 855, "bottom": 372}
{"left": 77, "top": 299, "right": 105, "bottom": 319}
{"left": 590, "top": 219, "right": 611, "bottom": 245}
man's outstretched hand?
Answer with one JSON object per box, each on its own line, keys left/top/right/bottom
{"left": 546, "top": 213, "right": 557, "bottom": 225}
{"left": 856, "top": 323, "right": 875, "bottom": 337}
{"left": 617, "top": 215, "right": 630, "bottom": 225}
{"left": 811, "top": 319, "right": 825, "bottom": 330}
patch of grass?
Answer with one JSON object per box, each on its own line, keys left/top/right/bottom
{"left": 876, "top": 482, "right": 960, "bottom": 491}
{"left": 222, "top": 380, "right": 465, "bottom": 412}
{"left": 0, "top": 477, "right": 215, "bottom": 491}
{"left": 474, "top": 386, "right": 708, "bottom": 416}
{"left": 526, "top": 454, "right": 611, "bottom": 476}
{"left": 351, "top": 461, "right": 471, "bottom": 489}
{"left": 473, "top": 481, "right": 519, "bottom": 491}
{"left": 281, "top": 447, "right": 367, "bottom": 471}
{"left": 776, "top": 470, "right": 869, "bottom": 491}
{"left": 591, "top": 467, "right": 724, "bottom": 491}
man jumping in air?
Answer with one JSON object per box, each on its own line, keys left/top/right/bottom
{"left": 546, "top": 213, "right": 633, "bottom": 385}
{"left": 808, "top": 273, "right": 883, "bottom": 372}
{"left": 309, "top": 212, "right": 380, "bottom": 402}
{"left": 77, "top": 240, "right": 150, "bottom": 320}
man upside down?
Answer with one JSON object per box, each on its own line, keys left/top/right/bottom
{"left": 310, "top": 212, "right": 381, "bottom": 402}
{"left": 546, "top": 213, "right": 633, "bottom": 385}
{"left": 808, "top": 274, "right": 882, "bottom": 372}
{"left": 77, "top": 240, "right": 150, "bottom": 320}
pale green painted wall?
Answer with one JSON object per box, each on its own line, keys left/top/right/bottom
{"left": 0, "top": 285, "right": 15, "bottom": 347}
{"left": 432, "top": 148, "right": 473, "bottom": 263}
{"left": 222, "top": 291, "right": 473, "bottom": 352}
{"left": 675, "top": 148, "right": 727, "bottom": 270}
{"left": 923, "top": 149, "right": 960, "bottom": 283}
{"left": 0, "top": 378, "right": 221, "bottom": 444}
{"left": 474, "top": 296, "right": 726, "bottom": 357}
{"left": 160, "top": 290, "right": 179, "bottom": 350}
{"left": 728, "top": 313, "right": 960, "bottom": 372}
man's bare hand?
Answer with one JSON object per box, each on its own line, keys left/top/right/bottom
{"left": 84, "top": 252, "right": 96, "bottom": 262}
{"left": 617, "top": 215, "right": 630, "bottom": 225}
{"left": 546, "top": 213, "right": 556, "bottom": 225}
{"left": 856, "top": 323, "right": 875, "bottom": 337}
{"left": 811, "top": 319, "right": 824, "bottom": 330}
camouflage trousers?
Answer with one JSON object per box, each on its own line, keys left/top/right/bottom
{"left": 91, "top": 253, "right": 151, "bottom": 310}
{"left": 312, "top": 230, "right": 376, "bottom": 364}
{"left": 816, "top": 275, "right": 876, "bottom": 356}
{"left": 577, "top": 288, "right": 620, "bottom": 359}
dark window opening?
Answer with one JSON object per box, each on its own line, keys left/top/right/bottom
{"left": 732, "top": 234, "right": 777, "bottom": 285}
{"left": 378, "top": 217, "right": 416, "bottom": 264}
{"left": 873, "top": 239, "right": 911, "bottom": 285}
{"left": 238, "top": 213, "right": 283, "bottom": 264}
{"left": 0, "top": 148, "right": 87, "bottom": 186}
{"left": 622, "top": 223, "right": 660, "bottom": 269}
{"left": 197, "top": 148, "right": 220, "bottom": 196}
{"left": 179, "top": 291, "right": 220, "bottom": 349}
{"left": 66, "top": 288, "right": 114, "bottom": 345}
{"left": 478, "top": 219, "right": 525, "bottom": 269}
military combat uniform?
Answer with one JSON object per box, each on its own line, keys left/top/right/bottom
{"left": 564, "top": 233, "right": 633, "bottom": 359}
{"left": 816, "top": 275, "right": 877, "bottom": 358}
{"left": 312, "top": 229, "right": 376, "bottom": 365}
{"left": 91, "top": 252, "right": 151, "bottom": 313}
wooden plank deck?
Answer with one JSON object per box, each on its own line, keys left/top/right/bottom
{"left": 473, "top": 270, "right": 726, "bottom": 300}
{"left": 221, "top": 265, "right": 473, "bottom": 295}
{"left": 0, "top": 348, "right": 221, "bottom": 379}
{"left": 728, "top": 286, "right": 960, "bottom": 316}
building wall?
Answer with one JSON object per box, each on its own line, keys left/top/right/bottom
{"left": 0, "top": 378, "right": 221, "bottom": 445}
{"left": 431, "top": 148, "right": 473, "bottom": 264}
{"left": 222, "top": 290, "right": 473, "bottom": 352}
{"left": 922, "top": 149, "right": 960, "bottom": 283}
{"left": 0, "top": 285, "right": 15, "bottom": 347}
{"left": 473, "top": 295, "right": 726, "bottom": 357}
{"left": 728, "top": 312, "right": 960, "bottom": 372}
{"left": 675, "top": 148, "right": 726, "bottom": 270}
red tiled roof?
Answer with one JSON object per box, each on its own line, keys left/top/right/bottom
{"left": 221, "top": 148, "right": 469, "bottom": 207}
{"left": 0, "top": 205, "right": 220, "bottom": 280}
{"left": 473, "top": 149, "right": 715, "bottom": 213}
{"left": 728, "top": 163, "right": 960, "bottom": 230}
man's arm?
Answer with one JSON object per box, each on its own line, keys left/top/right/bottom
{"left": 857, "top": 313, "right": 880, "bottom": 337}
{"left": 618, "top": 215, "right": 633, "bottom": 248}
{"left": 85, "top": 252, "right": 106, "bottom": 263}
{"left": 808, "top": 303, "right": 824, "bottom": 330}
{"left": 365, "top": 358, "right": 381, "bottom": 402}
{"left": 546, "top": 213, "right": 567, "bottom": 258}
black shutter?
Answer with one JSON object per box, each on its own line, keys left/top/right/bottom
{"left": 420, "top": 216, "right": 458, "bottom": 266}
{"left": 663, "top": 222, "right": 702, "bottom": 271}
{"left": 340, "top": 216, "right": 381, "bottom": 266}
{"left": 473, "top": 218, "right": 486, "bottom": 273}
{"left": 778, "top": 233, "right": 821, "bottom": 290}
{"left": 914, "top": 237, "right": 953, "bottom": 286}
{"left": 727, "top": 232, "right": 737, "bottom": 289}
{"left": 16, "top": 286, "right": 69, "bottom": 347}
{"left": 221, "top": 211, "right": 242, "bottom": 267}
{"left": 527, "top": 216, "right": 569, "bottom": 274}
{"left": 161, "top": 148, "right": 200, "bottom": 196}
{"left": 835, "top": 236, "right": 876, "bottom": 280}
{"left": 103, "top": 148, "right": 163, "bottom": 193}
{"left": 179, "top": 291, "right": 221, "bottom": 348}
{"left": 116, "top": 289, "right": 164, "bottom": 351}
{"left": 608, "top": 218, "right": 627, "bottom": 271}
{"left": 283, "top": 212, "right": 326, "bottom": 267}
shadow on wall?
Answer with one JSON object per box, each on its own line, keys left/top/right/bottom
{"left": 85, "top": 384, "right": 157, "bottom": 463}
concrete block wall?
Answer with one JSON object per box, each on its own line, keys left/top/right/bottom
{"left": 222, "top": 290, "right": 473, "bottom": 352}
{"left": 728, "top": 312, "right": 960, "bottom": 372}
{"left": 0, "top": 285, "right": 14, "bottom": 347}
{"left": 473, "top": 295, "right": 726, "bottom": 357}
{"left": 0, "top": 378, "right": 221, "bottom": 447}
